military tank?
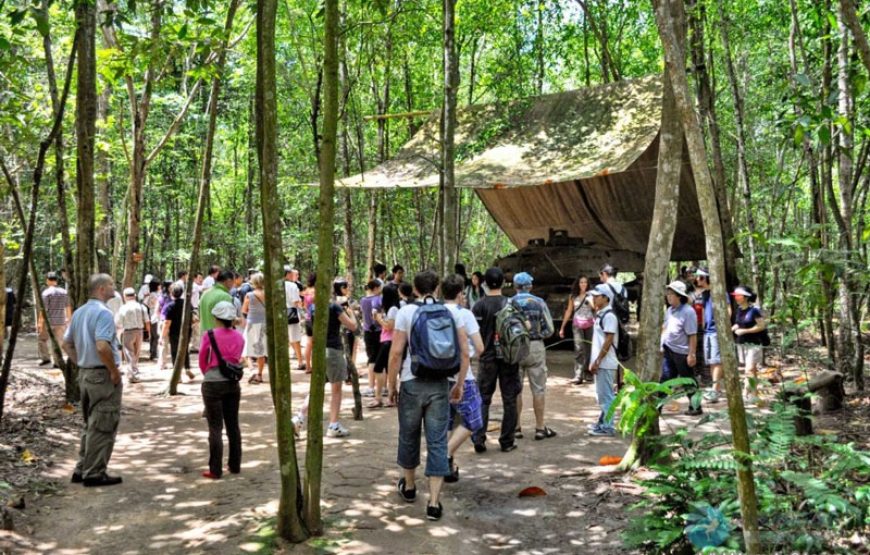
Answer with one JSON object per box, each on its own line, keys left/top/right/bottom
{"left": 495, "top": 229, "right": 644, "bottom": 341}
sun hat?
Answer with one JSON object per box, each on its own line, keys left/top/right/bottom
{"left": 730, "top": 285, "right": 754, "bottom": 298}
{"left": 589, "top": 283, "right": 614, "bottom": 301}
{"left": 513, "top": 272, "right": 533, "bottom": 287}
{"left": 211, "top": 300, "right": 237, "bottom": 321}
{"left": 666, "top": 280, "right": 690, "bottom": 299}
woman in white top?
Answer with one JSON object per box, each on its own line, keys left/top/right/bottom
{"left": 559, "top": 275, "right": 594, "bottom": 384}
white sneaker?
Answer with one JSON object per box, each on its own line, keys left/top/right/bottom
{"left": 362, "top": 387, "right": 375, "bottom": 397}
{"left": 326, "top": 423, "right": 350, "bottom": 438}
{"left": 291, "top": 414, "right": 306, "bottom": 436}
{"left": 703, "top": 389, "right": 720, "bottom": 403}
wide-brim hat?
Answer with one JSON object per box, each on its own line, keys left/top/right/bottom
{"left": 666, "top": 280, "right": 690, "bottom": 299}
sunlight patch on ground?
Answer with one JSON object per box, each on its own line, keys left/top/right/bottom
{"left": 427, "top": 525, "right": 459, "bottom": 538}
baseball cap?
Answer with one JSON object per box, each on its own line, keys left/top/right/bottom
{"left": 46, "top": 271, "right": 59, "bottom": 281}
{"left": 666, "top": 280, "right": 690, "bottom": 299}
{"left": 143, "top": 274, "right": 153, "bottom": 284}
{"left": 513, "top": 272, "right": 533, "bottom": 287}
{"left": 211, "top": 301, "right": 237, "bottom": 320}
{"left": 123, "top": 287, "right": 136, "bottom": 297}
{"left": 589, "top": 283, "right": 614, "bottom": 301}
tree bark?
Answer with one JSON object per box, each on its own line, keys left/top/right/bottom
{"left": 95, "top": 86, "right": 113, "bottom": 275}
{"left": 76, "top": 0, "right": 97, "bottom": 304}
{"left": 304, "top": 0, "right": 339, "bottom": 535}
{"left": 839, "top": 0, "right": 870, "bottom": 76}
{"left": 653, "top": 1, "right": 761, "bottom": 551}
{"left": 168, "top": 0, "right": 241, "bottom": 395}
{"left": 257, "top": 0, "right": 308, "bottom": 542}
{"left": 0, "top": 31, "right": 77, "bottom": 422}
{"left": 441, "top": 0, "right": 459, "bottom": 275}
{"left": 716, "top": 0, "right": 761, "bottom": 301}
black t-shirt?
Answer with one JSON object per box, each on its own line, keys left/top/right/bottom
{"left": 165, "top": 299, "right": 185, "bottom": 338}
{"left": 472, "top": 295, "right": 508, "bottom": 362}
{"left": 311, "top": 303, "right": 346, "bottom": 350}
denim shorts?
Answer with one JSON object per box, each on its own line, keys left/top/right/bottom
{"left": 397, "top": 378, "right": 450, "bottom": 477}
{"left": 704, "top": 333, "right": 721, "bottom": 365}
{"left": 448, "top": 379, "right": 484, "bottom": 433}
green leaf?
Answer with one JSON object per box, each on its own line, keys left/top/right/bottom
{"left": 9, "top": 9, "right": 27, "bottom": 26}
{"left": 795, "top": 73, "right": 811, "bottom": 87}
{"left": 818, "top": 125, "right": 831, "bottom": 145}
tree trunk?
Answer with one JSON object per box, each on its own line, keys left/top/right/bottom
{"left": 96, "top": 86, "right": 113, "bottom": 275}
{"left": 256, "top": 0, "right": 308, "bottom": 542}
{"left": 717, "top": 0, "right": 761, "bottom": 301}
{"left": 840, "top": 0, "right": 870, "bottom": 76}
{"left": 441, "top": 0, "right": 459, "bottom": 275}
{"left": 534, "top": 0, "right": 545, "bottom": 95}
{"left": 304, "top": 0, "right": 339, "bottom": 535}
{"left": 0, "top": 243, "right": 5, "bottom": 361}
{"left": 653, "top": 1, "right": 761, "bottom": 552}
{"left": 0, "top": 31, "right": 77, "bottom": 422}
{"left": 168, "top": 0, "right": 241, "bottom": 395}
{"left": 76, "top": 0, "right": 97, "bottom": 302}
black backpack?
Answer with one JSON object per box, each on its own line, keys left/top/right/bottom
{"left": 597, "top": 308, "right": 632, "bottom": 362}
{"left": 607, "top": 283, "right": 631, "bottom": 325}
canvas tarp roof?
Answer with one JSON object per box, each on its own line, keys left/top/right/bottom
{"left": 337, "top": 75, "right": 706, "bottom": 259}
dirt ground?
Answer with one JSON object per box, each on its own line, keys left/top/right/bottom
{"left": 3, "top": 334, "right": 856, "bottom": 555}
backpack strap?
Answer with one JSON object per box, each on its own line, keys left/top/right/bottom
{"left": 206, "top": 330, "right": 227, "bottom": 368}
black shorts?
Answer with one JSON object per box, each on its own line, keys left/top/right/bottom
{"left": 364, "top": 330, "right": 381, "bottom": 364}
{"left": 305, "top": 321, "right": 313, "bottom": 337}
{"left": 373, "top": 340, "right": 392, "bottom": 374}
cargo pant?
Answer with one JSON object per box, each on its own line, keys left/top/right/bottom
{"left": 75, "top": 368, "right": 123, "bottom": 479}
{"left": 121, "top": 329, "right": 143, "bottom": 381}
{"left": 38, "top": 324, "right": 66, "bottom": 365}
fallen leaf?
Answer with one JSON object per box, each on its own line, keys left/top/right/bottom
{"left": 518, "top": 486, "right": 547, "bottom": 498}
{"left": 599, "top": 456, "right": 622, "bottom": 466}
{"left": 61, "top": 403, "right": 75, "bottom": 413}
{"left": 20, "top": 450, "right": 36, "bottom": 464}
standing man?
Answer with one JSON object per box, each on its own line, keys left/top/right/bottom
{"left": 284, "top": 266, "right": 305, "bottom": 369}
{"left": 390, "top": 265, "right": 405, "bottom": 285}
{"left": 201, "top": 265, "right": 220, "bottom": 292}
{"left": 388, "top": 271, "right": 469, "bottom": 521}
{"left": 587, "top": 284, "right": 619, "bottom": 437}
{"left": 512, "top": 272, "right": 557, "bottom": 441}
{"left": 661, "top": 280, "right": 702, "bottom": 416}
{"left": 62, "top": 274, "right": 124, "bottom": 487}
{"left": 115, "top": 288, "right": 150, "bottom": 384}
{"left": 199, "top": 270, "right": 235, "bottom": 332}
{"left": 189, "top": 272, "right": 205, "bottom": 351}
{"left": 695, "top": 268, "right": 723, "bottom": 403}
{"left": 471, "top": 267, "right": 521, "bottom": 453}
{"left": 38, "top": 271, "right": 71, "bottom": 367}
{"left": 372, "top": 263, "right": 388, "bottom": 286}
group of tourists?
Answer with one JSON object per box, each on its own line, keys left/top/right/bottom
{"left": 52, "top": 259, "right": 767, "bottom": 523}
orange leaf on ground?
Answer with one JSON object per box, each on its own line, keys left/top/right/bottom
{"left": 518, "top": 486, "right": 547, "bottom": 497}
{"left": 599, "top": 456, "right": 622, "bottom": 466}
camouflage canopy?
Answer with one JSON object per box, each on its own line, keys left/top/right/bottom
{"left": 337, "top": 75, "right": 706, "bottom": 259}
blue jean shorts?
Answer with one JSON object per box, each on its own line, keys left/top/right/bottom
{"left": 397, "top": 378, "right": 450, "bottom": 477}
{"left": 449, "top": 379, "right": 484, "bottom": 433}
{"left": 704, "top": 333, "right": 721, "bottom": 365}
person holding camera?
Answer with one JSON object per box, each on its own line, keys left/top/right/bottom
{"left": 198, "top": 301, "right": 244, "bottom": 479}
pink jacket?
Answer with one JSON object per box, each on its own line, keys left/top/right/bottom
{"left": 199, "top": 328, "right": 245, "bottom": 374}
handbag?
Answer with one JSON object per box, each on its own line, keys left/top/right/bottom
{"left": 573, "top": 315, "right": 594, "bottom": 329}
{"left": 287, "top": 306, "right": 300, "bottom": 325}
{"left": 206, "top": 330, "right": 244, "bottom": 381}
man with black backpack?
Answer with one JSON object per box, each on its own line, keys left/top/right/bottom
{"left": 387, "top": 271, "right": 469, "bottom": 522}
{"left": 470, "top": 267, "right": 524, "bottom": 454}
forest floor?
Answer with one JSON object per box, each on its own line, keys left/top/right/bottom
{"left": 0, "top": 335, "right": 867, "bottom": 554}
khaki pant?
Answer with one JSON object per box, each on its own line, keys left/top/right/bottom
{"left": 519, "top": 340, "right": 548, "bottom": 396}
{"left": 75, "top": 368, "right": 123, "bottom": 479}
{"left": 121, "top": 330, "right": 143, "bottom": 380}
{"left": 38, "top": 324, "right": 67, "bottom": 365}
{"left": 157, "top": 321, "right": 171, "bottom": 369}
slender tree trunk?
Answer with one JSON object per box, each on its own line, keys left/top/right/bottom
{"left": 0, "top": 243, "right": 5, "bottom": 361}
{"left": 76, "top": 0, "right": 97, "bottom": 302}
{"left": 654, "top": 1, "right": 761, "bottom": 551}
{"left": 96, "top": 86, "right": 113, "bottom": 275}
{"left": 0, "top": 31, "right": 77, "bottom": 422}
{"left": 441, "top": 0, "right": 459, "bottom": 275}
{"left": 717, "top": 0, "right": 761, "bottom": 300}
{"left": 304, "top": 0, "right": 339, "bottom": 535}
{"left": 534, "top": 0, "right": 545, "bottom": 95}
{"left": 619, "top": 5, "right": 684, "bottom": 468}
{"left": 257, "top": 0, "right": 308, "bottom": 542}
{"left": 840, "top": 0, "right": 870, "bottom": 76}
{"left": 168, "top": 0, "right": 240, "bottom": 395}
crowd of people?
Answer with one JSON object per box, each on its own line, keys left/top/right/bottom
{"left": 32, "top": 260, "right": 767, "bottom": 521}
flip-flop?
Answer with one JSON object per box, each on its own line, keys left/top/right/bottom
{"left": 366, "top": 401, "right": 384, "bottom": 409}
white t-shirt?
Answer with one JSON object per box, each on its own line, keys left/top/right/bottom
{"left": 285, "top": 281, "right": 301, "bottom": 308}
{"left": 446, "top": 303, "right": 480, "bottom": 372}
{"left": 202, "top": 276, "right": 215, "bottom": 290}
{"left": 394, "top": 302, "right": 465, "bottom": 382}
{"left": 591, "top": 307, "right": 619, "bottom": 370}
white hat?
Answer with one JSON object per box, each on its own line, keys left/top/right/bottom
{"left": 211, "top": 301, "right": 237, "bottom": 321}
{"left": 731, "top": 285, "right": 754, "bottom": 298}
{"left": 143, "top": 274, "right": 153, "bottom": 284}
{"left": 123, "top": 287, "right": 136, "bottom": 297}
{"left": 666, "top": 280, "right": 690, "bottom": 299}
{"left": 589, "top": 283, "right": 614, "bottom": 301}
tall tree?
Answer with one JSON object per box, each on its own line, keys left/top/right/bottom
{"left": 304, "top": 0, "right": 340, "bottom": 534}
{"left": 441, "top": 0, "right": 459, "bottom": 274}
{"left": 167, "top": 0, "right": 242, "bottom": 395}
{"left": 76, "top": 0, "right": 97, "bottom": 306}
{"left": 256, "top": 0, "right": 308, "bottom": 542}
{"left": 839, "top": 0, "right": 870, "bottom": 76}
{"left": 653, "top": 0, "right": 761, "bottom": 551}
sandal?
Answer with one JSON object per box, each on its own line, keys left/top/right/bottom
{"left": 534, "top": 427, "right": 557, "bottom": 440}
{"left": 366, "top": 401, "right": 384, "bottom": 409}
{"left": 297, "top": 364, "right": 307, "bottom": 371}
{"left": 249, "top": 374, "right": 263, "bottom": 384}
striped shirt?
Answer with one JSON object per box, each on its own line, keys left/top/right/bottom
{"left": 41, "top": 286, "right": 69, "bottom": 326}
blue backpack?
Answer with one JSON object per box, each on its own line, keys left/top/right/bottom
{"left": 408, "top": 297, "right": 461, "bottom": 380}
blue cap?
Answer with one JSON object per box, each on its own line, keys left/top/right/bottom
{"left": 589, "top": 283, "right": 614, "bottom": 301}
{"left": 513, "top": 272, "right": 533, "bottom": 287}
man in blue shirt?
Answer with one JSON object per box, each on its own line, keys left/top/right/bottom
{"left": 512, "top": 272, "right": 556, "bottom": 441}
{"left": 62, "top": 273, "right": 124, "bottom": 487}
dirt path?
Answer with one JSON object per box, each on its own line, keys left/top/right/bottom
{"left": 2, "top": 339, "right": 722, "bottom": 554}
